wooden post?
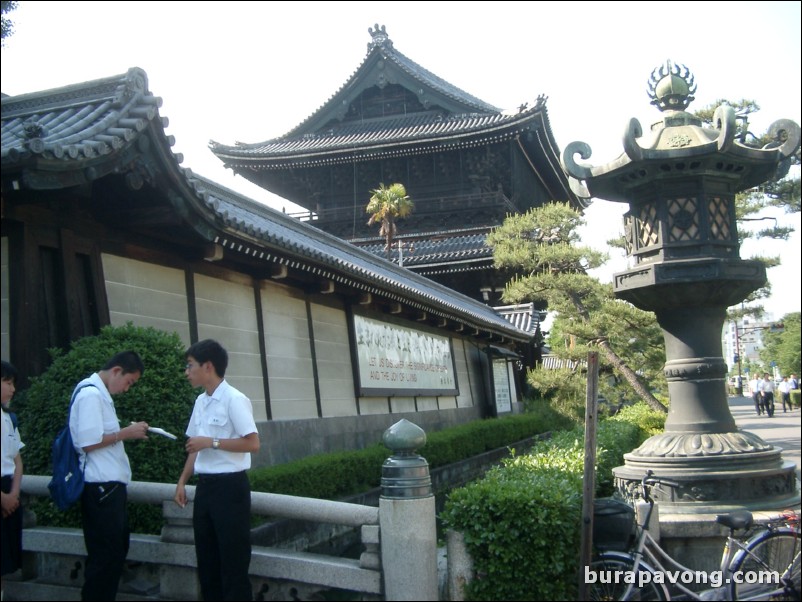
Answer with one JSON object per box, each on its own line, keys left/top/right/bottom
{"left": 577, "top": 351, "right": 599, "bottom": 601}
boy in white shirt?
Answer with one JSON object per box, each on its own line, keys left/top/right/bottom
{"left": 70, "top": 351, "right": 149, "bottom": 601}
{"left": 174, "top": 339, "right": 259, "bottom": 601}
{"left": 1, "top": 361, "right": 24, "bottom": 599}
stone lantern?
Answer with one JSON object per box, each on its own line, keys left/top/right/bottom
{"left": 561, "top": 61, "right": 800, "bottom": 511}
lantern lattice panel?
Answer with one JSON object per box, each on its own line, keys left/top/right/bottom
{"left": 668, "top": 197, "right": 700, "bottom": 242}
{"left": 638, "top": 203, "right": 660, "bottom": 247}
{"left": 708, "top": 196, "right": 731, "bottom": 241}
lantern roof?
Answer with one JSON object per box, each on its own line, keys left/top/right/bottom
{"left": 561, "top": 61, "right": 801, "bottom": 204}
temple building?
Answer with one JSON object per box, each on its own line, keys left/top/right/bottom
{"left": 210, "top": 25, "right": 585, "bottom": 307}
{"left": 1, "top": 68, "right": 534, "bottom": 464}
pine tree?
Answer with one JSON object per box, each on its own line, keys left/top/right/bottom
{"left": 487, "top": 202, "right": 668, "bottom": 414}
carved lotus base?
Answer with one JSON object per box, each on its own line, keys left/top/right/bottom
{"left": 613, "top": 430, "right": 800, "bottom": 512}
{"left": 632, "top": 430, "right": 773, "bottom": 457}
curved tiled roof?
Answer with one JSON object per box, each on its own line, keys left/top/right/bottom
{"left": 210, "top": 103, "right": 549, "bottom": 165}
{"left": 209, "top": 25, "right": 552, "bottom": 167}
{"left": 1, "top": 68, "right": 173, "bottom": 166}
{"left": 355, "top": 230, "right": 492, "bottom": 269}
{"left": 183, "top": 171, "right": 525, "bottom": 338}
{"left": 495, "top": 303, "right": 543, "bottom": 335}
{"left": 285, "top": 24, "right": 500, "bottom": 138}
{"left": 1, "top": 67, "right": 533, "bottom": 343}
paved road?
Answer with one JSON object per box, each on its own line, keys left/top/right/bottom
{"left": 728, "top": 394, "right": 801, "bottom": 484}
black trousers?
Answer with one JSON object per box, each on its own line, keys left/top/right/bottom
{"left": 80, "top": 482, "right": 129, "bottom": 601}
{"left": 763, "top": 392, "right": 775, "bottom": 416}
{"left": 193, "top": 471, "right": 252, "bottom": 601}
{"left": 1, "top": 475, "right": 23, "bottom": 576}
{"left": 753, "top": 392, "right": 762, "bottom": 414}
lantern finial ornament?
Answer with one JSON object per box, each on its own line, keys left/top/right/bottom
{"left": 647, "top": 60, "right": 697, "bottom": 112}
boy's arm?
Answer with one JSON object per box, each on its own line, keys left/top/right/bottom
{"left": 174, "top": 452, "right": 197, "bottom": 508}
{"left": 186, "top": 431, "right": 260, "bottom": 454}
{"left": 11, "top": 453, "right": 22, "bottom": 496}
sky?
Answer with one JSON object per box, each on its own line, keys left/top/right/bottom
{"left": 2, "top": 1, "right": 800, "bottom": 320}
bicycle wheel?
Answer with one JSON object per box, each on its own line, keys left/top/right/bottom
{"left": 586, "top": 552, "right": 668, "bottom": 601}
{"left": 729, "top": 528, "right": 801, "bottom": 601}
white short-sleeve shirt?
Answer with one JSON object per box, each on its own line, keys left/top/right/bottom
{"left": 69, "top": 373, "right": 132, "bottom": 484}
{"left": 1, "top": 409, "right": 24, "bottom": 477}
{"left": 186, "top": 379, "right": 257, "bottom": 474}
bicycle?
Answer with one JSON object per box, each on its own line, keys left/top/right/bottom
{"left": 587, "top": 471, "right": 801, "bottom": 601}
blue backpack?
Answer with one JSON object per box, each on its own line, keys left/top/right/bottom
{"left": 48, "top": 383, "right": 96, "bottom": 511}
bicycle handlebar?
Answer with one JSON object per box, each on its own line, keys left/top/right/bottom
{"left": 643, "top": 473, "right": 680, "bottom": 490}
{"left": 640, "top": 470, "right": 680, "bottom": 504}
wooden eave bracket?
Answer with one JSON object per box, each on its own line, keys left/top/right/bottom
{"left": 203, "top": 243, "right": 224, "bottom": 262}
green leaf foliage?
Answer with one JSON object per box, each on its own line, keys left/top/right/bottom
{"left": 759, "top": 312, "right": 801, "bottom": 376}
{"left": 441, "top": 409, "right": 661, "bottom": 601}
{"left": 488, "top": 202, "right": 668, "bottom": 413}
{"left": 248, "top": 408, "right": 575, "bottom": 500}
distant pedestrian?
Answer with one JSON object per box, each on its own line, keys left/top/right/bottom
{"left": 790, "top": 374, "right": 798, "bottom": 390}
{"left": 778, "top": 377, "right": 791, "bottom": 412}
{"left": 749, "top": 375, "right": 762, "bottom": 415}
{"left": 758, "top": 373, "right": 775, "bottom": 417}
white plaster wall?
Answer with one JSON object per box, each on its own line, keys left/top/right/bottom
{"left": 438, "top": 395, "right": 458, "bottom": 410}
{"left": 103, "top": 254, "right": 191, "bottom": 345}
{"left": 260, "top": 280, "right": 317, "bottom": 420}
{"left": 415, "top": 396, "right": 439, "bottom": 411}
{"left": 359, "top": 397, "right": 392, "bottom": 415}
{"left": 454, "top": 338, "right": 478, "bottom": 408}
{"left": 310, "top": 301, "right": 357, "bottom": 417}
{"left": 465, "top": 342, "right": 486, "bottom": 407}
{"left": 390, "top": 397, "right": 416, "bottom": 413}
{"left": 507, "top": 360, "right": 519, "bottom": 405}
{"left": 194, "top": 273, "right": 266, "bottom": 421}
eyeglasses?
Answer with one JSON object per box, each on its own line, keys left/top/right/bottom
{"left": 185, "top": 362, "right": 199, "bottom": 371}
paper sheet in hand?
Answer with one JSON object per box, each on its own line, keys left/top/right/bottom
{"left": 148, "top": 427, "right": 178, "bottom": 440}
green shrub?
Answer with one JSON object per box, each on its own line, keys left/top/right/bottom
{"left": 440, "top": 414, "right": 650, "bottom": 600}
{"left": 608, "top": 401, "right": 666, "bottom": 441}
{"left": 443, "top": 469, "right": 582, "bottom": 601}
{"left": 248, "top": 410, "right": 572, "bottom": 501}
{"left": 16, "top": 323, "right": 196, "bottom": 533}
{"left": 790, "top": 389, "right": 801, "bottom": 408}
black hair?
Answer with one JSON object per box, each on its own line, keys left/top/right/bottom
{"left": 102, "top": 350, "right": 145, "bottom": 375}
{"left": 186, "top": 339, "right": 228, "bottom": 378}
{"left": 1, "top": 360, "right": 18, "bottom": 382}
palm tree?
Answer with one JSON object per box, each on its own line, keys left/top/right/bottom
{"left": 366, "top": 183, "right": 414, "bottom": 260}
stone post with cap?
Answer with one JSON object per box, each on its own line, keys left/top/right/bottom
{"left": 379, "top": 418, "right": 438, "bottom": 600}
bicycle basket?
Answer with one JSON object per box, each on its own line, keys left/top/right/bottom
{"left": 593, "top": 497, "right": 635, "bottom": 551}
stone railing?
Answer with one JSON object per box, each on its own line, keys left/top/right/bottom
{"left": 15, "top": 475, "right": 383, "bottom": 601}
{"left": 11, "top": 420, "right": 441, "bottom": 601}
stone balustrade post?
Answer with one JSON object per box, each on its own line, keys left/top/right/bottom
{"left": 379, "top": 419, "right": 438, "bottom": 601}
{"left": 159, "top": 497, "right": 200, "bottom": 600}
